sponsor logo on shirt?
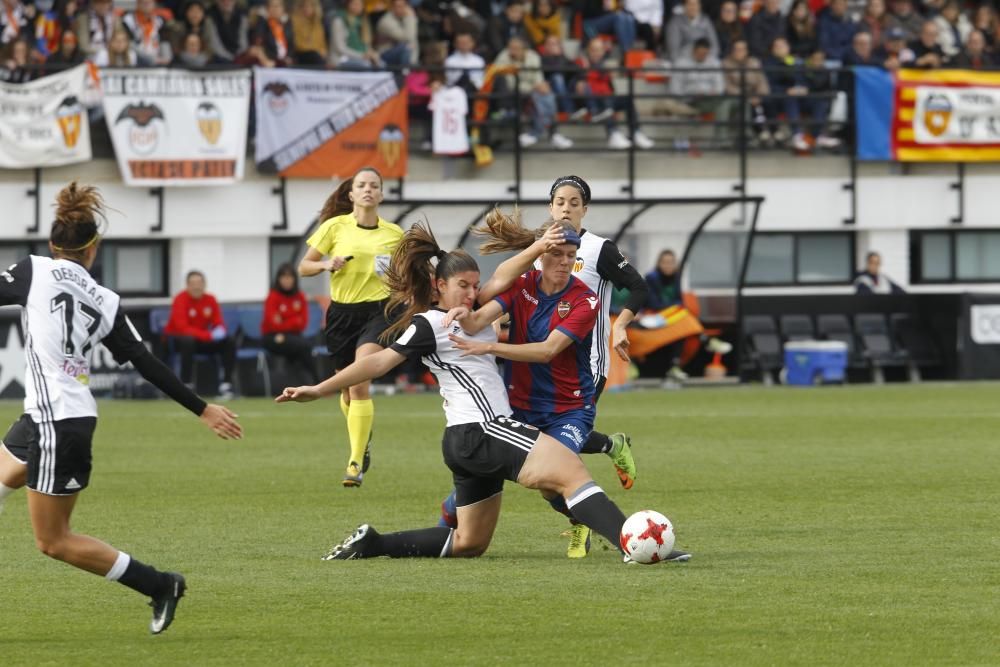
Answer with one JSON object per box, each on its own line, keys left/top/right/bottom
{"left": 586, "top": 297, "right": 598, "bottom": 310}
{"left": 521, "top": 289, "right": 539, "bottom": 305}
{"left": 557, "top": 300, "right": 571, "bottom": 318}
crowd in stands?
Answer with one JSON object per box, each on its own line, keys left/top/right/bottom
{"left": 1, "top": 0, "right": 997, "bottom": 149}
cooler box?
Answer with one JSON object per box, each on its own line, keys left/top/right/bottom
{"left": 783, "top": 340, "right": 848, "bottom": 385}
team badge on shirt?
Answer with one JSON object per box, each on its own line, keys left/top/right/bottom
{"left": 557, "top": 300, "right": 571, "bottom": 318}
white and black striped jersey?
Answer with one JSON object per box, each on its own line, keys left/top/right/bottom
{"left": 0, "top": 256, "right": 146, "bottom": 422}
{"left": 391, "top": 309, "right": 512, "bottom": 427}
{"left": 536, "top": 230, "right": 648, "bottom": 382}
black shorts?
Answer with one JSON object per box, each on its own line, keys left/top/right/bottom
{"left": 1, "top": 414, "right": 31, "bottom": 464}
{"left": 442, "top": 416, "right": 541, "bottom": 507}
{"left": 22, "top": 415, "right": 97, "bottom": 496}
{"left": 324, "top": 300, "right": 394, "bottom": 369}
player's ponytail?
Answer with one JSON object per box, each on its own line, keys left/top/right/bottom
{"left": 476, "top": 206, "right": 540, "bottom": 254}
{"left": 50, "top": 181, "right": 106, "bottom": 260}
{"left": 318, "top": 179, "right": 354, "bottom": 222}
{"left": 317, "top": 167, "right": 384, "bottom": 222}
{"left": 382, "top": 221, "right": 478, "bottom": 343}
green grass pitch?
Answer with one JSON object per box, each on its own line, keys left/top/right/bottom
{"left": 2, "top": 384, "right": 998, "bottom": 665}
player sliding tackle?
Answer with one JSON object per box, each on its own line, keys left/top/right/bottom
{"left": 276, "top": 222, "right": 638, "bottom": 561}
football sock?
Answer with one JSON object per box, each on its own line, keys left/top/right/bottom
{"left": 339, "top": 394, "right": 349, "bottom": 420}
{"left": 375, "top": 527, "right": 454, "bottom": 558}
{"left": 111, "top": 552, "right": 173, "bottom": 596}
{"left": 438, "top": 490, "right": 458, "bottom": 528}
{"left": 346, "top": 399, "right": 374, "bottom": 467}
{"left": 546, "top": 494, "right": 577, "bottom": 523}
{"left": 580, "top": 431, "right": 612, "bottom": 454}
{"left": 565, "top": 482, "right": 627, "bottom": 551}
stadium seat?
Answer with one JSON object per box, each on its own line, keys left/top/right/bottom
{"left": 854, "top": 313, "right": 908, "bottom": 368}
{"left": 235, "top": 304, "right": 272, "bottom": 397}
{"left": 816, "top": 314, "right": 864, "bottom": 369}
{"left": 741, "top": 315, "right": 782, "bottom": 381}
{"left": 779, "top": 314, "right": 815, "bottom": 342}
{"left": 890, "top": 314, "right": 941, "bottom": 367}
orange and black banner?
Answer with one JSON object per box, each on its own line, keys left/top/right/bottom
{"left": 254, "top": 68, "right": 408, "bottom": 179}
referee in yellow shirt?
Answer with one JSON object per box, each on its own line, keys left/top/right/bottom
{"left": 299, "top": 167, "right": 403, "bottom": 487}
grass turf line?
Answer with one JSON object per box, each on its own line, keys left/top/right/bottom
{"left": 1, "top": 384, "right": 998, "bottom": 665}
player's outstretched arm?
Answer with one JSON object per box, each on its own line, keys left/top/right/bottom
{"left": 443, "top": 299, "right": 504, "bottom": 335}
{"left": 277, "top": 347, "right": 407, "bottom": 403}
{"left": 450, "top": 328, "right": 574, "bottom": 363}
{"left": 477, "top": 225, "right": 565, "bottom": 304}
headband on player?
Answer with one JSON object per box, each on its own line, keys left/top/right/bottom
{"left": 549, "top": 176, "right": 591, "bottom": 205}
{"left": 51, "top": 233, "right": 99, "bottom": 253}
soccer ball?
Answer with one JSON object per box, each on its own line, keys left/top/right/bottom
{"left": 620, "top": 510, "right": 675, "bottom": 564}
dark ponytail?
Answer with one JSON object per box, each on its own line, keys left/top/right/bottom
{"left": 381, "top": 221, "right": 479, "bottom": 342}
{"left": 50, "top": 181, "right": 106, "bottom": 261}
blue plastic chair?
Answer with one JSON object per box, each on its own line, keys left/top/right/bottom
{"left": 235, "top": 304, "right": 271, "bottom": 396}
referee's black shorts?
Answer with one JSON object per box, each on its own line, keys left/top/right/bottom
{"left": 442, "top": 416, "right": 541, "bottom": 507}
{"left": 324, "top": 300, "right": 397, "bottom": 369}
{"left": 15, "top": 414, "right": 97, "bottom": 496}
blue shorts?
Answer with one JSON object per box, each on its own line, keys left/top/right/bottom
{"left": 512, "top": 406, "right": 594, "bottom": 453}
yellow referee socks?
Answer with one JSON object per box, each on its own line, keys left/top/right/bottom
{"left": 339, "top": 393, "right": 350, "bottom": 421}
{"left": 346, "top": 399, "right": 374, "bottom": 467}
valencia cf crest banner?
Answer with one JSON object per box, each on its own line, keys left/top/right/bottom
{"left": 855, "top": 67, "right": 1000, "bottom": 162}
{"left": 0, "top": 64, "right": 91, "bottom": 168}
{"left": 254, "top": 68, "right": 408, "bottom": 179}
{"left": 101, "top": 68, "right": 251, "bottom": 186}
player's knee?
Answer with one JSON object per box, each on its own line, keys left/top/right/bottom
{"left": 35, "top": 535, "right": 69, "bottom": 561}
{"left": 451, "top": 532, "right": 490, "bottom": 558}
{"left": 348, "top": 384, "right": 371, "bottom": 401}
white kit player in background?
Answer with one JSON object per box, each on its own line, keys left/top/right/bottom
{"left": 430, "top": 84, "right": 470, "bottom": 156}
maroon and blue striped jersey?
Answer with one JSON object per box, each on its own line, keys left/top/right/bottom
{"left": 493, "top": 271, "right": 599, "bottom": 413}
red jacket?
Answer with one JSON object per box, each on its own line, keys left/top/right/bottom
{"left": 577, "top": 57, "right": 613, "bottom": 96}
{"left": 262, "top": 289, "right": 309, "bottom": 335}
{"left": 165, "top": 291, "right": 224, "bottom": 342}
